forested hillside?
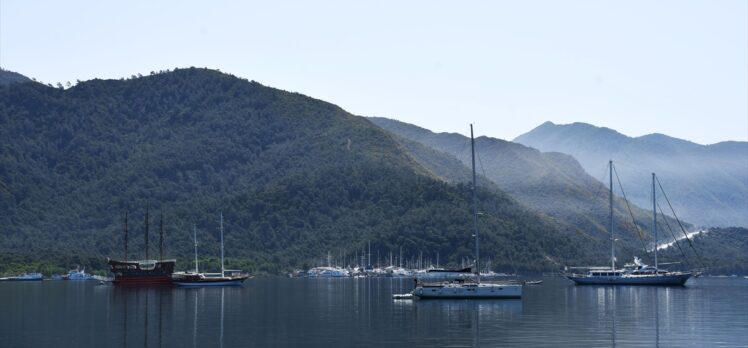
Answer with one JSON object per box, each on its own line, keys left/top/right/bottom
{"left": 0, "top": 68, "right": 31, "bottom": 86}
{"left": 658, "top": 227, "right": 748, "bottom": 274}
{"left": 369, "top": 117, "right": 689, "bottom": 262}
{"left": 0, "top": 68, "right": 612, "bottom": 275}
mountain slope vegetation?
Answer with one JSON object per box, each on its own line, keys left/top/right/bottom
{"left": 658, "top": 227, "right": 748, "bottom": 274}
{"left": 0, "top": 68, "right": 611, "bottom": 275}
{"left": 369, "top": 117, "right": 687, "bottom": 261}
{"left": 0, "top": 68, "right": 31, "bottom": 86}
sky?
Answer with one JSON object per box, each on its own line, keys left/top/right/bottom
{"left": 1, "top": 0, "right": 746, "bottom": 144}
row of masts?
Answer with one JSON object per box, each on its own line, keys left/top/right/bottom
{"left": 317, "top": 248, "right": 504, "bottom": 272}
{"left": 122, "top": 205, "right": 165, "bottom": 262}
{"left": 122, "top": 208, "right": 229, "bottom": 276}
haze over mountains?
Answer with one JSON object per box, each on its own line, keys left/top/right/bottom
{"left": 515, "top": 121, "right": 748, "bottom": 227}
{"left": 369, "top": 117, "right": 689, "bottom": 256}
{"left": 370, "top": 117, "right": 747, "bottom": 272}
{"left": 0, "top": 68, "right": 610, "bottom": 275}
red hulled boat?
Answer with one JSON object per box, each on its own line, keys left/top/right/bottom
{"left": 108, "top": 258, "right": 176, "bottom": 286}
{"left": 108, "top": 207, "right": 176, "bottom": 286}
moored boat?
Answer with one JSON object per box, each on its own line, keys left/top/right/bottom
{"left": 172, "top": 213, "right": 249, "bottom": 287}
{"left": 172, "top": 271, "right": 249, "bottom": 286}
{"left": 108, "top": 208, "right": 176, "bottom": 286}
{"left": 411, "top": 125, "right": 522, "bottom": 299}
{"left": 565, "top": 163, "right": 693, "bottom": 286}
{"left": 567, "top": 257, "right": 691, "bottom": 285}
{"left": 66, "top": 268, "right": 93, "bottom": 281}
{"left": 566, "top": 269, "right": 691, "bottom": 285}
{"left": 10, "top": 272, "right": 43, "bottom": 281}
{"left": 109, "top": 259, "right": 176, "bottom": 286}
{"left": 413, "top": 279, "right": 522, "bottom": 299}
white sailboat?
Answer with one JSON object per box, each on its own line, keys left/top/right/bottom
{"left": 566, "top": 164, "right": 692, "bottom": 286}
{"left": 173, "top": 213, "right": 250, "bottom": 286}
{"left": 412, "top": 125, "right": 523, "bottom": 299}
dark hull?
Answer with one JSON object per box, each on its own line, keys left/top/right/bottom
{"left": 172, "top": 273, "right": 249, "bottom": 287}
{"left": 9, "top": 278, "right": 43, "bottom": 281}
{"left": 567, "top": 273, "right": 692, "bottom": 286}
{"left": 108, "top": 259, "right": 176, "bottom": 286}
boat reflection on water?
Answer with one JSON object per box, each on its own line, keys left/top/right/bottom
{"left": 416, "top": 299, "right": 521, "bottom": 347}
{"left": 111, "top": 285, "right": 240, "bottom": 348}
{"left": 112, "top": 286, "right": 171, "bottom": 348}
{"left": 570, "top": 284, "right": 668, "bottom": 347}
{"left": 186, "top": 287, "right": 238, "bottom": 348}
{"left": 413, "top": 298, "right": 522, "bottom": 319}
{"left": 413, "top": 299, "right": 522, "bottom": 347}
{"left": 654, "top": 287, "right": 660, "bottom": 348}
{"left": 607, "top": 287, "right": 661, "bottom": 347}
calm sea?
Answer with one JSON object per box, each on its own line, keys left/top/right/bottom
{"left": 1, "top": 277, "right": 746, "bottom": 347}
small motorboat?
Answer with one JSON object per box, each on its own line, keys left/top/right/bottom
{"left": 392, "top": 293, "right": 414, "bottom": 300}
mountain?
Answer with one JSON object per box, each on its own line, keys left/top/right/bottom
{"left": 369, "top": 117, "right": 685, "bottom": 257}
{"left": 0, "top": 68, "right": 610, "bottom": 275}
{"left": 0, "top": 68, "right": 32, "bottom": 86}
{"left": 515, "top": 122, "right": 748, "bottom": 227}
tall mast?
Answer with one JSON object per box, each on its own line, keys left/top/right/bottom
{"left": 145, "top": 204, "right": 150, "bottom": 260}
{"left": 220, "top": 212, "right": 225, "bottom": 277}
{"left": 653, "top": 173, "right": 658, "bottom": 270}
{"left": 124, "top": 211, "right": 128, "bottom": 262}
{"left": 193, "top": 224, "right": 199, "bottom": 273}
{"left": 159, "top": 211, "right": 164, "bottom": 261}
{"left": 610, "top": 160, "right": 614, "bottom": 271}
{"left": 471, "top": 124, "right": 480, "bottom": 281}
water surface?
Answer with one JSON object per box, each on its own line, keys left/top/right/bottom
{"left": 1, "top": 277, "right": 746, "bottom": 347}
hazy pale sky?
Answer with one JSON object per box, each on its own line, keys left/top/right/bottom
{"left": 1, "top": 0, "right": 746, "bottom": 144}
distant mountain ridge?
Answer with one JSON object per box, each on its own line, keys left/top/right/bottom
{"left": 515, "top": 121, "right": 748, "bottom": 227}
{"left": 369, "top": 117, "right": 686, "bottom": 259}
